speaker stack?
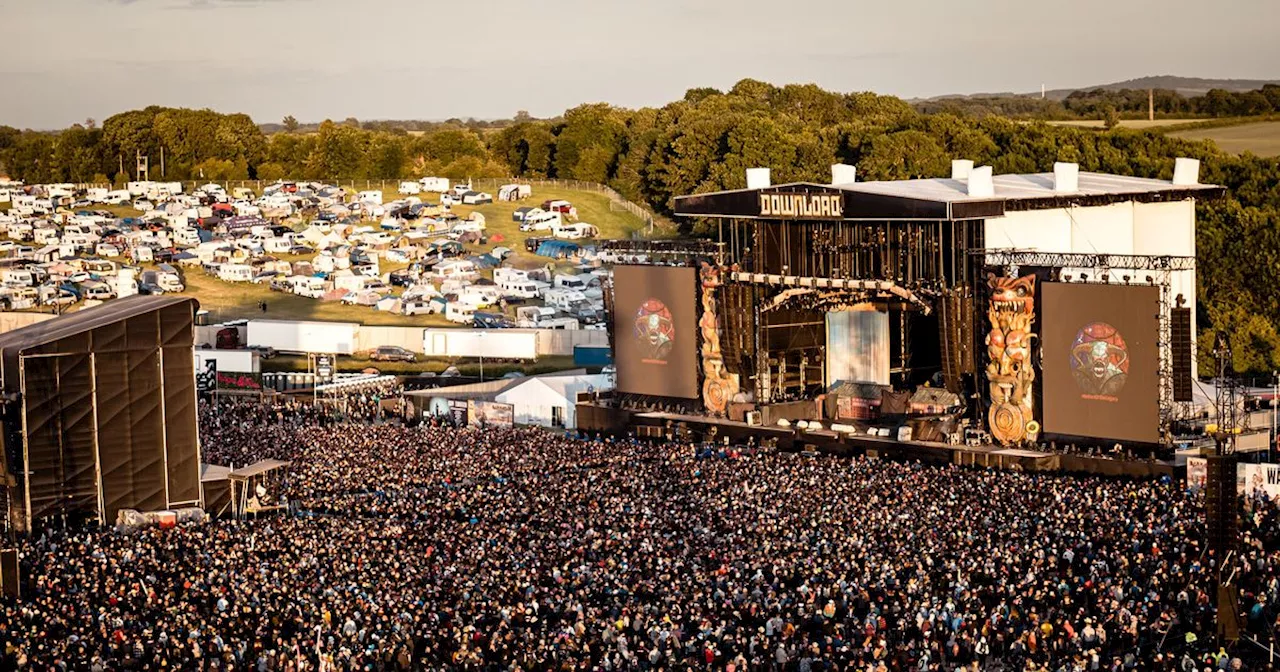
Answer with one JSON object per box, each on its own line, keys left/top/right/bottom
{"left": 1172, "top": 308, "right": 1193, "bottom": 402}
{"left": 1204, "top": 452, "right": 1239, "bottom": 557}
{"left": 0, "top": 548, "right": 17, "bottom": 598}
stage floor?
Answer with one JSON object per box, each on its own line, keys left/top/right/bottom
{"left": 620, "top": 410, "right": 1175, "bottom": 479}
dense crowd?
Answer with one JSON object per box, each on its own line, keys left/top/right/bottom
{"left": 2, "top": 397, "right": 1278, "bottom": 671}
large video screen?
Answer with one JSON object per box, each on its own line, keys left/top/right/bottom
{"left": 612, "top": 265, "right": 699, "bottom": 398}
{"left": 1041, "top": 283, "right": 1160, "bottom": 444}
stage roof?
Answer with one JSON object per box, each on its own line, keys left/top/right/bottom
{"left": 0, "top": 295, "right": 199, "bottom": 356}
{"left": 673, "top": 171, "right": 1224, "bottom": 221}
{"left": 840, "top": 172, "right": 1223, "bottom": 206}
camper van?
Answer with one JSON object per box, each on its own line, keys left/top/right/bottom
{"left": 4, "top": 287, "right": 38, "bottom": 310}
{"left": 80, "top": 280, "right": 114, "bottom": 301}
{"left": 32, "top": 227, "right": 60, "bottom": 245}
{"left": 497, "top": 274, "right": 547, "bottom": 299}
{"left": 543, "top": 288, "right": 589, "bottom": 312}
{"left": 398, "top": 181, "right": 422, "bottom": 195}
{"left": 520, "top": 211, "right": 561, "bottom": 232}
{"left": 356, "top": 190, "right": 383, "bottom": 205}
{"left": 288, "top": 275, "right": 326, "bottom": 299}
{"left": 431, "top": 259, "right": 479, "bottom": 283}
{"left": 104, "top": 190, "right": 132, "bottom": 205}
{"left": 444, "top": 302, "right": 475, "bottom": 324}
{"left": 1, "top": 268, "right": 33, "bottom": 288}
{"left": 172, "top": 227, "right": 201, "bottom": 247}
{"left": 515, "top": 306, "right": 557, "bottom": 328}
{"left": 458, "top": 285, "right": 502, "bottom": 308}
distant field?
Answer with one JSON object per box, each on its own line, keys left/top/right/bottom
{"left": 1046, "top": 119, "right": 1202, "bottom": 129}
{"left": 1167, "top": 121, "right": 1280, "bottom": 156}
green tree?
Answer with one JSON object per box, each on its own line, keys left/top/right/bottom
{"left": 282, "top": 115, "right": 299, "bottom": 133}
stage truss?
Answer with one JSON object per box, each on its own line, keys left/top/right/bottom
{"left": 978, "top": 249, "right": 1195, "bottom": 442}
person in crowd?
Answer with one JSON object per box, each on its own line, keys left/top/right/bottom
{"left": 1, "top": 396, "right": 1276, "bottom": 670}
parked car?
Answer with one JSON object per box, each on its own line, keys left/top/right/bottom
{"left": 371, "top": 345, "right": 415, "bottom": 363}
{"left": 246, "top": 344, "right": 277, "bottom": 359}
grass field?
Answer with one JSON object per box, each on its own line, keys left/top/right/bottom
{"left": 1046, "top": 119, "right": 1203, "bottom": 130}
{"left": 1167, "top": 120, "right": 1280, "bottom": 156}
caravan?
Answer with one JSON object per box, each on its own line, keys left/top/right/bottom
{"left": 217, "top": 264, "right": 254, "bottom": 282}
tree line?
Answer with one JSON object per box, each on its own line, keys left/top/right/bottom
{"left": 916, "top": 85, "right": 1280, "bottom": 120}
{"left": 1, "top": 81, "right": 1278, "bottom": 372}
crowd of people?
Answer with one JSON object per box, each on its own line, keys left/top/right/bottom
{"left": 2, "top": 396, "right": 1278, "bottom": 670}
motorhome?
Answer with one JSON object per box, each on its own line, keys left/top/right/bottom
{"left": 520, "top": 211, "right": 561, "bottom": 231}
{"left": 458, "top": 285, "right": 502, "bottom": 308}
{"left": 288, "top": 275, "right": 327, "bottom": 298}
{"left": 543, "top": 288, "right": 589, "bottom": 312}
{"left": 80, "top": 280, "right": 114, "bottom": 301}
{"left": 356, "top": 190, "right": 383, "bottom": 205}
{"left": 172, "top": 227, "right": 202, "bottom": 247}
{"left": 398, "top": 181, "right": 422, "bottom": 195}
{"left": 5, "top": 287, "right": 38, "bottom": 310}
{"left": 505, "top": 275, "right": 549, "bottom": 300}
{"left": 431, "top": 259, "right": 479, "bottom": 283}
{"left": 95, "top": 243, "right": 122, "bottom": 258}
{"left": 104, "top": 190, "right": 132, "bottom": 205}
{"left": 444, "top": 302, "right": 475, "bottom": 324}
{"left": 32, "top": 227, "right": 60, "bottom": 245}
{"left": 1, "top": 268, "right": 33, "bottom": 288}
{"left": 515, "top": 305, "right": 557, "bottom": 328}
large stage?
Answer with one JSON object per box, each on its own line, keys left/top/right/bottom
{"left": 578, "top": 402, "right": 1176, "bottom": 479}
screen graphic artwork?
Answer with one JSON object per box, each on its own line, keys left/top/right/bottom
{"left": 1041, "top": 283, "right": 1160, "bottom": 444}
{"left": 612, "top": 265, "right": 699, "bottom": 399}
{"left": 634, "top": 299, "right": 675, "bottom": 363}
{"left": 1070, "top": 322, "right": 1130, "bottom": 399}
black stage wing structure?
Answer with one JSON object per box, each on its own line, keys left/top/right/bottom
{"left": 0, "top": 296, "right": 202, "bottom": 533}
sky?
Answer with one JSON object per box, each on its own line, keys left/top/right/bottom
{"left": 1, "top": 0, "right": 1278, "bottom": 129}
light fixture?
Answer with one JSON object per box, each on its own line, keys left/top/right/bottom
{"left": 1063, "top": 273, "right": 1072, "bottom": 282}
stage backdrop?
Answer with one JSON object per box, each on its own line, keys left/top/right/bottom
{"left": 825, "top": 306, "right": 889, "bottom": 387}
{"left": 1041, "top": 283, "right": 1160, "bottom": 444}
{"left": 612, "top": 265, "right": 699, "bottom": 399}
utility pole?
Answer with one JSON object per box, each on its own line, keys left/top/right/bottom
{"left": 1149, "top": 89, "right": 1155, "bottom": 121}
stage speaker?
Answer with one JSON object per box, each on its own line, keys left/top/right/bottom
{"left": 1204, "top": 453, "right": 1239, "bottom": 555}
{"left": 0, "top": 548, "right": 17, "bottom": 598}
{"left": 1172, "top": 308, "right": 1193, "bottom": 402}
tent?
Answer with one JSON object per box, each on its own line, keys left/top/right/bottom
{"left": 535, "top": 240, "right": 580, "bottom": 259}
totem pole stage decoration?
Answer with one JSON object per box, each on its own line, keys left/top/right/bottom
{"left": 985, "top": 273, "right": 1037, "bottom": 445}
{"left": 699, "top": 262, "right": 739, "bottom": 416}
